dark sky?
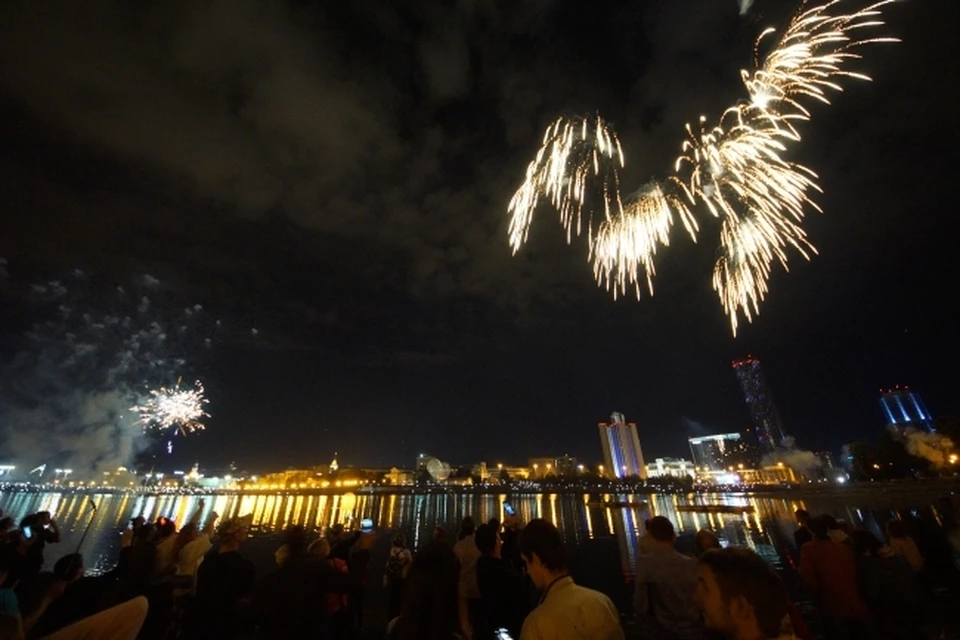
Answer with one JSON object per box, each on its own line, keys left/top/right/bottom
{"left": 0, "top": 0, "right": 956, "bottom": 472}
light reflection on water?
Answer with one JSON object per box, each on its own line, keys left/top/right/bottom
{"left": 0, "top": 488, "right": 942, "bottom": 579}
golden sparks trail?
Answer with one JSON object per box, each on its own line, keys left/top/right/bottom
{"left": 506, "top": 0, "right": 899, "bottom": 335}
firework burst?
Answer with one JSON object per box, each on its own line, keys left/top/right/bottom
{"left": 506, "top": 0, "right": 899, "bottom": 334}
{"left": 132, "top": 377, "right": 209, "bottom": 435}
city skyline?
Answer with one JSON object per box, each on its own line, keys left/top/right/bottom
{"left": 0, "top": 0, "right": 956, "bottom": 471}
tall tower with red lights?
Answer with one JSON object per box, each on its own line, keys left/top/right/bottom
{"left": 732, "top": 356, "right": 787, "bottom": 452}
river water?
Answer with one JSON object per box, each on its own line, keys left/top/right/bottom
{"left": 1, "top": 484, "right": 956, "bottom": 630}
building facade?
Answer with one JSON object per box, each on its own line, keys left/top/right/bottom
{"left": 645, "top": 457, "right": 696, "bottom": 479}
{"left": 879, "top": 387, "right": 934, "bottom": 432}
{"left": 688, "top": 433, "right": 753, "bottom": 471}
{"left": 732, "top": 356, "right": 788, "bottom": 451}
{"left": 598, "top": 412, "right": 647, "bottom": 479}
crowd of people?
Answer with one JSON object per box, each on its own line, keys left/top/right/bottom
{"left": 0, "top": 496, "right": 957, "bottom": 640}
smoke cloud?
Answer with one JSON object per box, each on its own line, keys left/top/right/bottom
{"left": 902, "top": 428, "right": 956, "bottom": 467}
{"left": 763, "top": 436, "right": 823, "bottom": 479}
{"left": 0, "top": 270, "right": 215, "bottom": 476}
{"left": 738, "top": 0, "right": 756, "bottom": 16}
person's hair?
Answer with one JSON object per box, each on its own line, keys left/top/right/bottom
{"left": 158, "top": 518, "right": 176, "bottom": 538}
{"left": 0, "top": 517, "right": 13, "bottom": 532}
{"left": 433, "top": 525, "right": 446, "bottom": 542}
{"left": 519, "top": 519, "right": 566, "bottom": 572}
{"left": 458, "top": 516, "right": 475, "bottom": 540}
{"left": 808, "top": 515, "right": 829, "bottom": 540}
{"left": 647, "top": 516, "right": 676, "bottom": 542}
{"left": 886, "top": 519, "right": 907, "bottom": 539}
{"left": 392, "top": 543, "right": 461, "bottom": 640}
{"left": 37, "top": 511, "right": 51, "bottom": 520}
{"left": 475, "top": 523, "right": 498, "bottom": 555}
{"left": 696, "top": 529, "right": 720, "bottom": 551}
{"left": 821, "top": 514, "right": 839, "bottom": 530}
{"left": 308, "top": 538, "right": 331, "bottom": 559}
{"left": 393, "top": 533, "right": 406, "bottom": 548}
{"left": 284, "top": 525, "right": 308, "bottom": 558}
{"left": 488, "top": 517, "right": 500, "bottom": 531}
{"left": 795, "top": 509, "right": 809, "bottom": 523}
{"left": 53, "top": 553, "right": 84, "bottom": 581}
{"left": 851, "top": 529, "right": 882, "bottom": 557}
{"left": 135, "top": 523, "right": 156, "bottom": 545}
{"left": 698, "top": 548, "right": 788, "bottom": 639}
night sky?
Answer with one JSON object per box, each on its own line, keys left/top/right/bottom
{"left": 0, "top": 0, "right": 957, "bottom": 472}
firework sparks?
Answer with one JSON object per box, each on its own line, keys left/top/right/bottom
{"left": 505, "top": 0, "right": 899, "bottom": 334}
{"left": 508, "top": 115, "right": 625, "bottom": 254}
{"left": 132, "top": 378, "right": 209, "bottom": 435}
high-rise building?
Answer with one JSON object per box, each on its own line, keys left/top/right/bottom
{"left": 880, "top": 386, "right": 934, "bottom": 432}
{"left": 688, "top": 433, "right": 754, "bottom": 471}
{"left": 732, "top": 356, "right": 788, "bottom": 451}
{"left": 598, "top": 412, "right": 647, "bottom": 479}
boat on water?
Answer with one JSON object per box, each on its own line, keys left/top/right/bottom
{"left": 675, "top": 504, "right": 755, "bottom": 514}
{"left": 586, "top": 500, "right": 648, "bottom": 509}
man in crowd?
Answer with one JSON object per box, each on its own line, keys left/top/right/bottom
{"left": 476, "top": 522, "right": 529, "bottom": 639}
{"left": 695, "top": 547, "right": 792, "bottom": 640}
{"left": 519, "top": 519, "right": 624, "bottom": 640}
{"left": 634, "top": 516, "right": 704, "bottom": 639}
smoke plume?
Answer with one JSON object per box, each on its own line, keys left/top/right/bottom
{"left": 902, "top": 428, "right": 955, "bottom": 467}
{"left": 0, "top": 269, "right": 214, "bottom": 476}
{"left": 763, "top": 436, "right": 823, "bottom": 479}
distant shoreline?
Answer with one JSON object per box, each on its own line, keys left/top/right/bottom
{"left": 2, "top": 477, "right": 956, "bottom": 504}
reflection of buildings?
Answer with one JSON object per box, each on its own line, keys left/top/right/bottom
{"left": 645, "top": 458, "right": 696, "bottom": 479}
{"left": 732, "top": 356, "right": 787, "bottom": 451}
{"left": 598, "top": 412, "right": 647, "bottom": 479}
{"left": 688, "top": 433, "right": 753, "bottom": 472}
{"left": 608, "top": 506, "right": 644, "bottom": 579}
{"left": 880, "top": 387, "right": 934, "bottom": 432}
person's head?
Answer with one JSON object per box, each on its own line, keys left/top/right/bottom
{"left": 157, "top": 517, "right": 176, "bottom": 538}
{"left": 488, "top": 517, "right": 500, "bottom": 532}
{"left": 696, "top": 529, "right": 721, "bottom": 553}
{"left": 0, "top": 517, "right": 13, "bottom": 534}
{"left": 458, "top": 516, "right": 475, "bottom": 540}
{"left": 135, "top": 523, "right": 157, "bottom": 546}
{"left": 392, "top": 543, "right": 461, "bottom": 640}
{"left": 475, "top": 523, "right": 500, "bottom": 557}
{"left": 647, "top": 516, "right": 677, "bottom": 545}
{"left": 808, "top": 515, "right": 829, "bottom": 540}
{"left": 329, "top": 523, "right": 345, "bottom": 540}
{"left": 130, "top": 516, "right": 145, "bottom": 530}
{"left": 821, "top": 514, "right": 839, "bottom": 531}
{"left": 696, "top": 548, "right": 788, "bottom": 640}
{"left": 886, "top": 519, "right": 907, "bottom": 539}
{"left": 284, "top": 525, "right": 308, "bottom": 558}
{"left": 393, "top": 533, "right": 406, "bottom": 548}
{"left": 433, "top": 525, "right": 446, "bottom": 542}
{"left": 851, "top": 529, "right": 882, "bottom": 557}
{"left": 311, "top": 538, "right": 331, "bottom": 558}
{"left": 217, "top": 514, "right": 252, "bottom": 549}
{"left": 795, "top": 509, "right": 809, "bottom": 527}
{"left": 53, "top": 553, "right": 84, "bottom": 582}
{"left": 36, "top": 511, "right": 52, "bottom": 527}
{"left": 519, "top": 519, "right": 566, "bottom": 589}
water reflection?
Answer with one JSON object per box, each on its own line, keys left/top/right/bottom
{"left": 0, "top": 488, "right": 949, "bottom": 579}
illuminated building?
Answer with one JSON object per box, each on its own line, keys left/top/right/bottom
{"left": 416, "top": 453, "right": 436, "bottom": 472}
{"left": 598, "top": 412, "right": 647, "bottom": 479}
{"left": 879, "top": 386, "right": 934, "bottom": 432}
{"left": 645, "top": 457, "right": 696, "bottom": 479}
{"left": 739, "top": 463, "right": 800, "bottom": 485}
{"left": 732, "top": 356, "right": 788, "bottom": 451}
{"left": 688, "top": 433, "right": 753, "bottom": 471}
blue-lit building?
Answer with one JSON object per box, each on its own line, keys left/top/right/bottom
{"left": 598, "top": 412, "right": 647, "bottom": 479}
{"left": 880, "top": 387, "right": 934, "bottom": 432}
{"left": 732, "top": 356, "right": 788, "bottom": 452}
